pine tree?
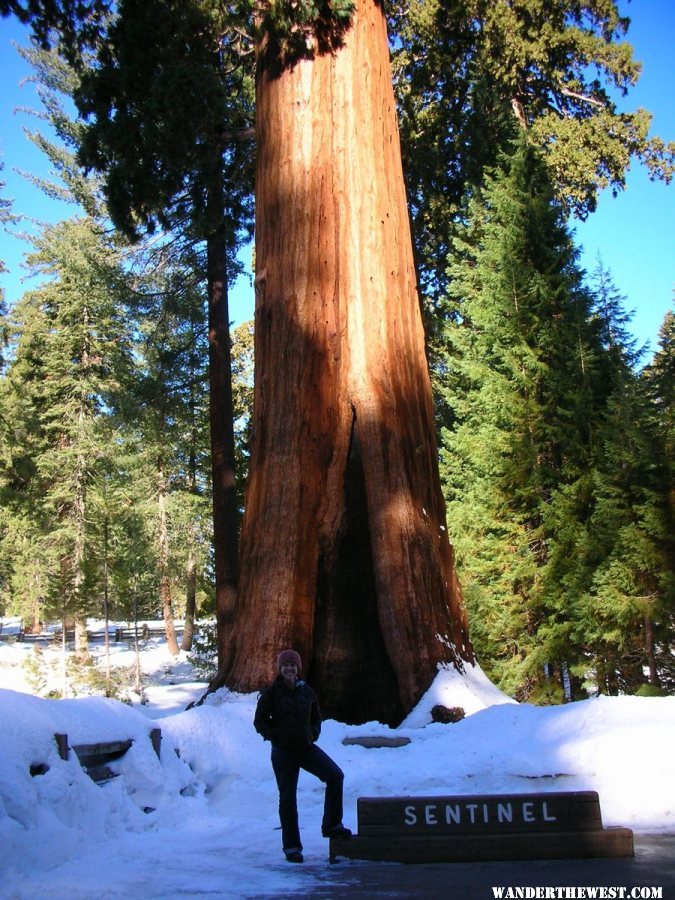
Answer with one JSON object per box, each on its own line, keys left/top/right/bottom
{"left": 231, "top": 319, "right": 254, "bottom": 502}
{"left": 2, "top": 39, "right": 218, "bottom": 653}
{"left": 73, "top": 0, "right": 254, "bottom": 662}
{"left": 0, "top": 218, "right": 133, "bottom": 645}
{"left": 126, "top": 258, "right": 213, "bottom": 655}
{"left": 4, "top": 0, "right": 674, "bottom": 717}
{"left": 391, "top": 0, "right": 675, "bottom": 298}
{"left": 621, "top": 308, "right": 675, "bottom": 692}
{"left": 1, "top": 160, "right": 14, "bottom": 372}
{"left": 642, "top": 309, "right": 675, "bottom": 690}
{"left": 440, "top": 137, "right": 599, "bottom": 700}
{"left": 643, "top": 310, "right": 675, "bottom": 468}
{"left": 549, "top": 275, "right": 672, "bottom": 696}
{"left": 576, "top": 375, "right": 673, "bottom": 695}
{"left": 2, "top": 1, "right": 255, "bottom": 660}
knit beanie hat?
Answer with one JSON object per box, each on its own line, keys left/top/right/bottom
{"left": 277, "top": 649, "right": 302, "bottom": 671}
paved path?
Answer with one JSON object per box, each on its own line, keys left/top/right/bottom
{"left": 261, "top": 835, "right": 675, "bottom": 899}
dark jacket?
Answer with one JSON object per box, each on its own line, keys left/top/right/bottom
{"left": 254, "top": 676, "right": 322, "bottom": 751}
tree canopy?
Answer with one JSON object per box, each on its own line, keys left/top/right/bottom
{"left": 391, "top": 0, "right": 674, "bottom": 295}
{"left": 1, "top": 0, "right": 672, "bottom": 706}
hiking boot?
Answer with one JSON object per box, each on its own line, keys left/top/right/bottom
{"left": 322, "top": 825, "right": 352, "bottom": 839}
{"left": 285, "top": 850, "right": 304, "bottom": 863}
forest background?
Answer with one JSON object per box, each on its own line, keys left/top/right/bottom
{"left": 0, "top": 0, "right": 673, "bottom": 709}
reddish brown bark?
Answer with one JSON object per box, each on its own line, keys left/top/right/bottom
{"left": 222, "top": 0, "right": 473, "bottom": 724}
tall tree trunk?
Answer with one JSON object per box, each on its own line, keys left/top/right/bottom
{"left": 102, "top": 514, "right": 111, "bottom": 684}
{"left": 158, "top": 464, "right": 179, "bottom": 656}
{"left": 220, "top": 0, "right": 473, "bottom": 724}
{"left": 206, "top": 165, "right": 240, "bottom": 668}
{"left": 182, "top": 314, "right": 203, "bottom": 653}
{"left": 181, "top": 443, "right": 198, "bottom": 652}
{"left": 73, "top": 435, "right": 88, "bottom": 658}
{"left": 181, "top": 531, "right": 197, "bottom": 652}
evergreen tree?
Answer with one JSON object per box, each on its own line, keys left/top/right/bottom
{"left": 576, "top": 375, "right": 673, "bottom": 695}
{"left": 391, "top": 0, "right": 675, "bottom": 298}
{"left": 1, "top": 39, "right": 217, "bottom": 654}
{"left": 230, "top": 319, "right": 254, "bottom": 503}
{"left": 63, "top": 0, "right": 254, "bottom": 661}
{"left": 560, "top": 274, "right": 673, "bottom": 696}
{"left": 440, "top": 137, "right": 599, "bottom": 700}
{"left": 0, "top": 218, "right": 133, "bottom": 646}
{"left": 126, "top": 257, "right": 213, "bottom": 654}
{"left": 3, "top": 0, "right": 674, "bottom": 717}
{"left": 2, "top": 1, "right": 255, "bottom": 660}
{"left": 643, "top": 309, "right": 675, "bottom": 468}
{"left": 0, "top": 160, "right": 14, "bottom": 372}
{"left": 442, "top": 180, "right": 674, "bottom": 700}
{"left": 13, "top": 41, "right": 105, "bottom": 217}
{"left": 632, "top": 309, "right": 675, "bottom": 690}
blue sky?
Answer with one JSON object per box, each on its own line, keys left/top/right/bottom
{"left": 572, "top": 0, "right": 675, "bottom": 360}
{"left": 1, "top": 1, "right": 673, "bottom": 360}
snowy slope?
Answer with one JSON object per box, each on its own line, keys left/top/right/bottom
{"left": 0, "top": 644, "right": 673, "bottom": 898}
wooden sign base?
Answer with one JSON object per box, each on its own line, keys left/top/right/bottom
{"left": 330, "top": 791, "right": 633, "bottom": 864}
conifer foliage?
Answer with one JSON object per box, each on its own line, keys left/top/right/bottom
{"left": 440, "top": 138, "right": 674, "bottom": 700}
{"left": 1, "top": 0, "right": 673, "bottom": 707}
{"left": 392, "top": 0, "right": 675, "bottom": 297}
{"left": 0, "top": 219, "right": 134, "bottom": 643}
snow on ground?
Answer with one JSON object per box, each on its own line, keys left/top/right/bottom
{"left": 0, "top": 638, "right": 674, "bottom": 899}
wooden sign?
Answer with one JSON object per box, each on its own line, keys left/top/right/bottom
{"left": 357, "top": 790, "right": 602, "bottom": 836}
{"left": 329, "top": 791, "right": 634, "bottom": 864}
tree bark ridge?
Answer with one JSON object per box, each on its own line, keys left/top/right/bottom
{"left": 222, "top": 0, "right": 473, "bottom": 723}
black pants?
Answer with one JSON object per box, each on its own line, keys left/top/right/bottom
{"left": 271, "top": 744, "right": 344, "bottom": 852}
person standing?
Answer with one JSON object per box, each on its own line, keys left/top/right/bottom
{"left": 254, "top": 649, "right": 351, "bottom": 863}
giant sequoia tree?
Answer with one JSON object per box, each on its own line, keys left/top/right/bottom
{"left": 215, "top": 0, "right": 473, "bottom": 725}
{"left": 4, "top": 0, "right": 673, "bottom": 720}
{"left": 5, "top": 0, "right": 473, "bottom": 723}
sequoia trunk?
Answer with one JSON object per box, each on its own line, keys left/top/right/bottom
{"left": 222, "top": 0, "right": 473, "bottom": 723}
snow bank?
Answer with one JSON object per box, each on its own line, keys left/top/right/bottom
{"left": 0, "top": 690, "right": 195, "bottom": 874}
{"left": 0, "top": 667, "right": 674, "bottom": 897}
{"left": 401, "top": 660, "right": 515, "bottom": 727}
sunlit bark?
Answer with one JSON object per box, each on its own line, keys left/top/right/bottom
{"left": 220, "top": 0, "right": 473, "bottom": 724}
